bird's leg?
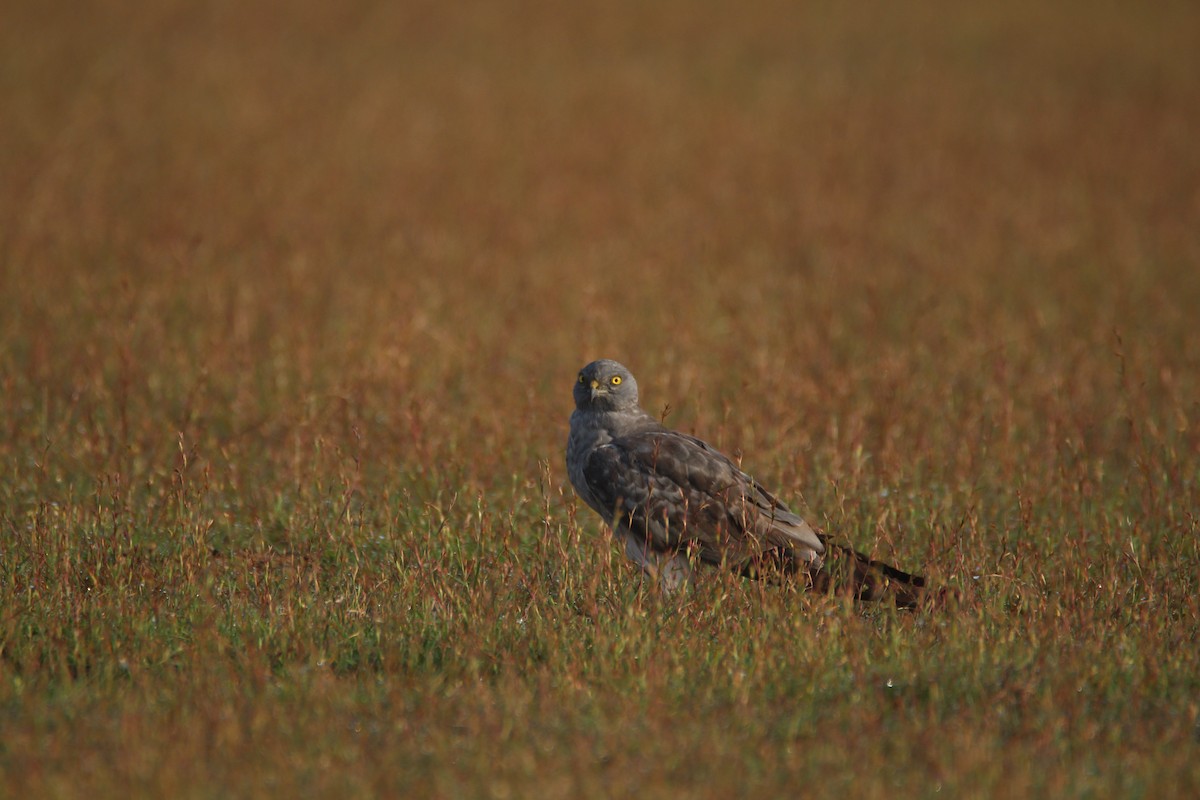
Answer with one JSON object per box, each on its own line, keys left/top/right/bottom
{"left": 621, "top": 530, "right": 692, "bottom": 595}
{"left": 656, "top": 552, "right": 693, "bottom": 594}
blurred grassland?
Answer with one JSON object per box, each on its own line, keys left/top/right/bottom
{"left": 2, "top": 0, "right": 1199, "bottom": 797}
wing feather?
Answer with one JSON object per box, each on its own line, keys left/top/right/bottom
{"left": 581, "top": 430, "right": 825, "bottom": 568}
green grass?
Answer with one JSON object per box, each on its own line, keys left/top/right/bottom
{"left": 2, "top": 0, "right": 1199, "bottom": 796}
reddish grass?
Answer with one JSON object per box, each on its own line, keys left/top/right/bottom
{"left": 2, "top": 1, "right": 1199, "bottom": 796}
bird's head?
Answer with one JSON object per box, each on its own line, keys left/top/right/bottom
{"left": 574, "top": 359, "right": 639, "bottom": 412}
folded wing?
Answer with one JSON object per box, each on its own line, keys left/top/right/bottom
{"left": 582, "top": 430, "right": 825, "bottom": 569}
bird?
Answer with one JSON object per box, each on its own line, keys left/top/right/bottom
{"left": 565, "top": 358, "right": 937, "bottom": 608}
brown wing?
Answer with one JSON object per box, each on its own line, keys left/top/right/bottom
{"left": 581, "top": 430, "right": 825, "bottom": 569}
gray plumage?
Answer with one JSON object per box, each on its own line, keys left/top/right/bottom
{"left": 566, "top": 359, "right": 932, "bottom": 605}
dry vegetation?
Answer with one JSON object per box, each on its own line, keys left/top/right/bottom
{"left": 2, "top": 0, "right": 1199, "bottom": 796}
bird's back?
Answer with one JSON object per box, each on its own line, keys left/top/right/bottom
{"left": 568, "top": 407, "right": 825, "bottom": 567}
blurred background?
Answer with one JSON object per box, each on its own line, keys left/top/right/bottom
{"left": 3, "top": 2, "right": 1200, "bottom": 795}
{"left": 2, "top": 0, "right": 1198, "bottom": 519}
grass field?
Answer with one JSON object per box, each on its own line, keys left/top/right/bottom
{"left": 3, "top": 1, "right": 1200, "bottom": 796}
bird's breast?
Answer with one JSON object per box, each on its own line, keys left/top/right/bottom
{"left": 566, "top": 413, "right": 618, "bottom": 515}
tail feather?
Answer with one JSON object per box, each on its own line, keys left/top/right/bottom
{"left": 810, "top": 544, "right": 931, "bottom": 608}
{"left": 739, "top": 542, "right": 943, "bottom": 609}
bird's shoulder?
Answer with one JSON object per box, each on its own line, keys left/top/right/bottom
{"left": 590, "top": 425, "right": 752, "bottom": 495}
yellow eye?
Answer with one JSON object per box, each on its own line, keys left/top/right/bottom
{"left": 578, "top": 374, "right": 585, "bottom": 383}
{"left": 611, "top": 376, "right": 622, "bottom": 385}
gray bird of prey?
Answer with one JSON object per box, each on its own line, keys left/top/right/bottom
{"left": 566, "top": 359, "right": 934, "bottom": 607}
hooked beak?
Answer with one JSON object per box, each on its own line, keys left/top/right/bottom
{"left": 589, "top": 378, "right": 603, "bottom": 400}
